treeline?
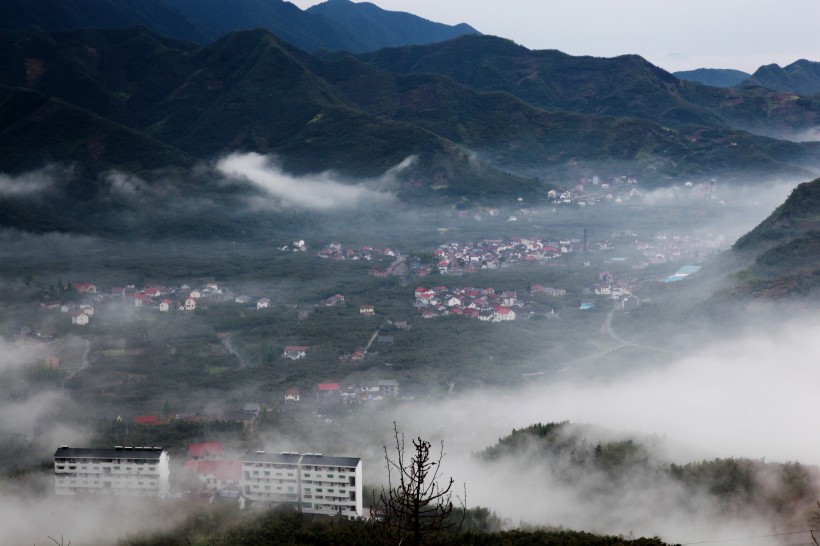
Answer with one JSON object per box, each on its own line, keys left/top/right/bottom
{"left": 124, "top": 505, "right": 670, "bottom": 546}
{"left": 478, "top": 422, "right": 819, "bottom": 522}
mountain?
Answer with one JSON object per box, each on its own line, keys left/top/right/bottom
{"left": 673, "top": 68, "right": 750, "bottom": 88}
{"left": 741, "top": 59, "right": 820, "bottom": 96}
{"left": 735, "top": 177, "right": 820, "bottom": 251}
{"left": 350, "top": 35, "right": 727, "bottom": 129}
{"left": 678, "top": 82, "right": 820, "bottom": 139}
{"left": 478, "top": 422, "right": 819, "bottom": 526}
{"left": 350, "top": 35, "right": 820, "bottom": 144}
{"left": 0, "top": 0, "right": 206, "bottom": 43}
{"left": 306, "top": 0, "right": 479, "bottom": 51}
{"left": 1, "top": 26, "right": 819, "bottom": 192}
{"left": 0, "top": 84, "right": 192, "bottom": 174}
{"left": 0, "top": 0, "right": 479, "bottom": 54}
{"left": 724, "top": 178, "right": 820, "bottom": 299}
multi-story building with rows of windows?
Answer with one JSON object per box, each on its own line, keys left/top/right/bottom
{"left": 241, "top": 451, "right": 363, "bottom": 519}
{"left": 53, "top": 446, "right": 170, "bottom": 497}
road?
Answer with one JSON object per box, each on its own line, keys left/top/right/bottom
{"left": 524, "top": 306, "right": 673, "bottom": 380}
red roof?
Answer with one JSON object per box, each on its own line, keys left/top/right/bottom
{"left": 318, "top": 383, "right": 340, "bottom": 391}
{"left": 188, "top": 442, "right": 224, "bottom": 458}
{"left": 185, "top": 460, "right": 242, "bottom": 481}
{"left": 495, "top": 306, "right": 512, "bottom": 315}
{"left": 134, "top": 415, "right": 158, "bottom": 424}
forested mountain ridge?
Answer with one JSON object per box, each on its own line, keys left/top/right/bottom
{"left": 709, "top": 177, "right": 820, "bottom": 300}
{"left": 740, "top": 59, "right": 820, "bottom": 96}
{"left": 1, "top": 26, "right": 819, "bottom": 189}
{"left": 0, "top": 0, "right": 480, "bottom": 53}
{"left": 673, "top": 68, "right": 751, "bottom": 88}
{"left": 350, "top": 35, "right": 820, "bottom": 140}
{"left": 478, "top": 422, "right": 818, "bottom": 525}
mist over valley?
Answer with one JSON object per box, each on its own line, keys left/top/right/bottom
{"left": 3, "top": 2, "right": 820, "bottom": 545}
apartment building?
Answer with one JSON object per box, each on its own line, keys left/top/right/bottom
{"left": 53, "top": 446, "right": 170, "bottom": 497}
{"left": 241, "top": 451, "right": 363, "bottom": 519}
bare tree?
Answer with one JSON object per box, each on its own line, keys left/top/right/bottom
{"left": 372, "top": 423, "right": 465, "bottom": 546}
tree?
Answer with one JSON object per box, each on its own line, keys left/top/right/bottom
{"left": 372, "top": 423, "right": 465, "bottom": 546}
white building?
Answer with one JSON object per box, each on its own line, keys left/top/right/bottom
{"left": 53, "top": 446, "right": 170, "bottom": 497}
{"left": 70, "top": 312, "right": 89, "bottom": 326}
{"left": 241, "top": 452, "right": 363, "bottom": 519}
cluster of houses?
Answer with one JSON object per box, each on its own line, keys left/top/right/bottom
{"left": 308, "top": 380, "right": 400, "bottom": 410}
{"left": 316, "top": 242, "right": 399, "bottom": 261}
{"left": 633, "top": 233, "right": 724, "bottom": 264}
{"left": 546, "top": 175, "right": 642, "bottom": 207}
{"left": 127, "top": 403, "right": 263, "bottom": 429}
{"left": 432, "top": 236, "right": 577, "bottom": 275}
{"left": 413, "top": 285, "right": 521, "bottom": 322}
{"left": 42, "top": 281, "right": 278, "bottom": 326}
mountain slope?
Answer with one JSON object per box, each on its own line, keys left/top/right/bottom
{"left": 0, "top": 0, "right": 480, "bottom": 54}
{"left": 674, "top": 68, "right": 750, "bottom": 88}
{"left": 0, "top": 84, "right": 192, "bottom": 173}
{"left": 741, "top": 60, "right": 820, "bottom": 96}
{"left": 722, "top": 178, "right": 820, "bottom": 299}
{"left": 304, "top": 53, "right": 819, "bottom": 180}
{"left": 351, "top": 35, "right": 820, "bottom": 146}
{"left": 306, "top": 0, "right": 479, "bottom": 51}
{"left": 734, "top": 177, "right": 820, "bottom": 251}
{"left": 351, "top": 35, "right": 727, "bottom": 130}
{"left": 0, "top": 27, "right": 819, "bottom": 187}
{"left": 0, "top": 0, "right": 206, "bottom": 43}
{"left": 160, "top": 0, "right": 365, "bottom": 50}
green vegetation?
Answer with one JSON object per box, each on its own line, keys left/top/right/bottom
{"left": 124, "top": 505, "right": 669, "bottom": 546}
{"left": 721, "top": 178, "right": 820, "bottom": 299}
{"left": 0, "top": 26, "right": 816, "bottom": 228}
{"left": 479, "top": 422, "right": 820, "bottom": 523}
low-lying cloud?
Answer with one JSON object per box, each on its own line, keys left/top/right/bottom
{"left": 301, "top": 310, "right": 820, "bottom": 543}
{"left": 0, "top": 166, "right": 69, "bottom": 197}
{"left": 217, "top": 152, "right": 405, "bottom": 210}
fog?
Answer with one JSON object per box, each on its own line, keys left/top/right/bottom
{"left": 0, "top": 165, "right": 67, "bottom": 197}
{"left": 326, "top": 310, "right": 820, "bottom": 542}
{"left": 216, "top": 152, "right": 405, "bottom": 210}
{"left": 0, "top": 163, "right": 816, "bottom": 544}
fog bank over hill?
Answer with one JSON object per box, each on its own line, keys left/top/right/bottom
{"left": 328, "top": 309, "right": 820, "bottom": 541}
{"left": 216, "top": 152, "right": 408, "bottom": 211}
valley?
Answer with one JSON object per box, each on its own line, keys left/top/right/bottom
{"left": 3, "top": 1, "right": 820, "bottom": 544}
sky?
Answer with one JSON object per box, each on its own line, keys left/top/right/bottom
{"left": 290, "top": 0, "right": 820, "bottom": 73}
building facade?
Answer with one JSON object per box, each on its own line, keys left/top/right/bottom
{"left": 241, "top": 452, "right": 363, "bottom": 519}
{"left": 53, "top": 446, "right": 170, "bottom": 497}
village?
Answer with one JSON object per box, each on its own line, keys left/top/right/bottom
{"left": 3, "top": 196, "right": 725, "bottom": 446}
